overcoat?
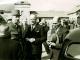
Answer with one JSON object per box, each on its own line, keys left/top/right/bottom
{"left": 25, "top": 24, "right": 47, "bottom": 54}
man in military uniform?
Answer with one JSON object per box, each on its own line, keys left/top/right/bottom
{"left": 25, "top": 11, "right": 47, "bottom": 60}
{"left": 7, "top": 10, "right": 23, "bottom": 60}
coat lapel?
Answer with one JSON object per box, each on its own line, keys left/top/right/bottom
{"left": 30, "top": 24, "right": 40, "bottom": 33}
{"left": 34, "top": 24, "right": 40, "bottom": 32}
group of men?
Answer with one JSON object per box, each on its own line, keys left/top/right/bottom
{"left": 0, "top": 10, "right": 49, "bottom": 60}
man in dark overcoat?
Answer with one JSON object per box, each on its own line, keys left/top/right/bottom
{"left": 25, "top": 12, "right": 47, "bottom": 60}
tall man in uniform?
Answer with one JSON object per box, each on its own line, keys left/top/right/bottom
{"left": 25, "top": 12, "right": 47, "bottom": 60}
{"left": 7, "top": 10, "right": 23, "bottom": 60}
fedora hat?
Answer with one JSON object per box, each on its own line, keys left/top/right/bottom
{"left": 12, "top": 10, "right": 21, "bottom": 16}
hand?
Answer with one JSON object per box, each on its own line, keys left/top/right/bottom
{"left": 26, "top": 38, "right": 35, "bottom": 43}
{"left": 50, "top": 42, "right": 56, "bottom": 46}
{"left": 29, "top": 38, "right": 35, "bottom": 43}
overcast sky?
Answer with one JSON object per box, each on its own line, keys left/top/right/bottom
{"left": 0, "top": 0, "right": 80, "bottom": 11}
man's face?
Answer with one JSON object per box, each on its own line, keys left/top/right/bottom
{"left": 30, "top": 14, "right": 37, "bottom": 25}
{"left": 12, "top": 16, "right": 20, "bottom": 24}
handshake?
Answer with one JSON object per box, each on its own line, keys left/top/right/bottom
{"left": 26, "top": 38, "right": 35, "bottom": 43}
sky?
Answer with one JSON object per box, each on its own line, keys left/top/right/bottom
{"left": 0, "top": 0, "right": 80, "bottom": 12}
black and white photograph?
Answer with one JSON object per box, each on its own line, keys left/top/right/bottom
{"left": 0, "top": 0, "right": 80, "bottom": 60}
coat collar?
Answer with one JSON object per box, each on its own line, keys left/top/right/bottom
{"left": 30, "top": 24, "right": 40, "bottom": 31}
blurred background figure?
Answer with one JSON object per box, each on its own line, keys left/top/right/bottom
{"left": 56, "top": 17, "right": 70, "bottom": 43}
{"left": 41, "top": 19, "right": 50, "bottom": 54}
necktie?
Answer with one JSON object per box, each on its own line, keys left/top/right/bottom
{"left": 31, "top": 25, "right": 35, "bottom": 30}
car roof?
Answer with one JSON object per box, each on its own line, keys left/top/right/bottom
{"left": 65, "top": 28, "right": 80, "bottom": 42}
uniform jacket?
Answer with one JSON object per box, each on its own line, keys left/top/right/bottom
{"left": 7, "top": 22, "right": 22, "bottom": 41}
{"left": 25, "top": 24, "right": 47, "bottom": 54}
{"left": 7, "top": 22, "right": 23, "bottom": 59}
